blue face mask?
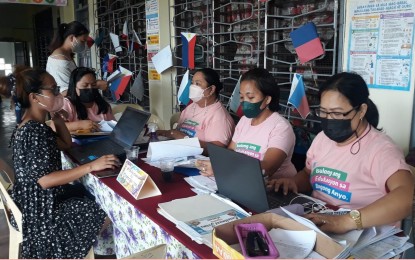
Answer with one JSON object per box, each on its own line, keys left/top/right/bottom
{"left": 241, "top": 100, "right": 265, "bottom": 118}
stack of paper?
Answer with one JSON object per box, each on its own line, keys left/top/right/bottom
{"left": 98, "top": 120, "right": 117, "bottom": 132}
{"left": 158, "top": 194, "right": 250, "bottom": 248}
{"left": 184, "top": 175, "right": 217, "bottom": 194}
{"left": 280, "top": 208, "right": 413, "bottom": 258}
{"left": 145, "top": 137, "right": 203, "bottom": 162}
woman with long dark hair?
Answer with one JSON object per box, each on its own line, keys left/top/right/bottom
{"left": 268, "top": 72, "right": 413, "bottom": 234}
{"left": 61, "top": 67, "right": 114, "bottom": 132}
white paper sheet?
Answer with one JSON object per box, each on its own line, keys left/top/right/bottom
{"left": 184, "top": 175, "right": 217, "bottom": 193}
{"left": 151, "top": 45, "right": 173, "bottom": 74}
{"left": 145, "top": 137, "right": 203, "bottom": 161}
{"left": 269, "top": 228, "right": 317, "bottom": 259}
{"left": 280, "top": 207, "right": 329, "bottom": 237}
{"left": 98, "top": 120, "right": 117, "bottom": 132}
{"left": 110, "top": 32, "right": 122, "bottom": 52}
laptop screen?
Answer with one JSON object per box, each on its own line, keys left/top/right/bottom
{"left": 111, "top": 107, "right": 151, "bottom": 148}
{"left": 207, "top": 143, "right": 270, "bottom": 213}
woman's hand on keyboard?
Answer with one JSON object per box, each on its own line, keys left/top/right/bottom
{"left": 266, "top": 178, "right": 298, "bottom": 195}
{"left": 90, "top": 155, "right": 121, "bottom": 172}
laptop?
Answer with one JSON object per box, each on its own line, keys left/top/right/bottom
{"left": 207, "top": 143, "right": 315, "bottom": 213}
{"left": 67, "top": 107, "right": 151, "bottom": 166}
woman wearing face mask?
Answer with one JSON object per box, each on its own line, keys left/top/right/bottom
{"left": 158, "top": 68, "right": 235, "bottom": 154}
{"left": 10, "top": 68, "right": 120, "bottom": 258}
{"left": 268, "top": 72, "right": 413, "bottom": 234}
{"left": 59, "top": 67, "right": 115, "bottom": 132}
{"left": 196, "top": 68, "right": 297, "bottom": 178}
{"left": 47, "top": 21, "right": 108, "bottom": 95}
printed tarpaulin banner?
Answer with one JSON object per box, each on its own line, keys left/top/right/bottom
{"left": 0, "top": 0, "right": 67, "bottom": 6}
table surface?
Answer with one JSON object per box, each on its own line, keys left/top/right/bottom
{"left": 97, "top": 159, "right": 216, "bottom": 259}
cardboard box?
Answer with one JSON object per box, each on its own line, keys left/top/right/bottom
{"left": 212, "top": 212, "right": 345, "bottom": 259}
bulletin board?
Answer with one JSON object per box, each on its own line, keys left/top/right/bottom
{"left": 344, "top": 0, "right": 415, "bottom": 91}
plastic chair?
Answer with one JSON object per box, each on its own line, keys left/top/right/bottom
{"left": 112, "top": 103, "right": 145, "bottom": 121}
{"left": 111, "top": 103, "right": 144, "bottom": 115}
{"left": 170, "top": 112, "right": 181, "bottom": 129}
{"left": 0, "top": 170, "right": 22, "bottom": 259}
{"left": 148, "top": 114, "right": 165, "bottom": 130}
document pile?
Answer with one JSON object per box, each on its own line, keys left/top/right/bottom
{"left": 145, "top": 137, "right": 204, "bottom": 163}
{"left": 331, "top": 224, "right": 413, "bottom": 259}
{"left": 158, "top": 194, "right": 250, "bottom": 248}
{"left": 184, "top": 175, "right": 217, "bottom": 194}
{"left": 277, "top": 208, "right": 413, "bottom": 258}
{"left": 98, "top": 120, "right": 117, "bottom": 132}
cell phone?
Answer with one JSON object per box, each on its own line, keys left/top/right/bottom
{"left": 245, "top": 231, "right": 270, "bottom": 257}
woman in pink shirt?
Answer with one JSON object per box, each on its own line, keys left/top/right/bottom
{"left": 158, "top": 68, "right": 235, "bottom": 154}
{"left": 197, "top": 68, "right": 297, "bottom": 178}
{"left": 269, "top": 72, "right": 413, "bottom": 234}
{"left": 60, "top": 67, "right": 115, "bottom": 132}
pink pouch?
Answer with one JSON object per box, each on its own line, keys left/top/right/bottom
{"left": 234, "top": 223, "right": 279, "bottom": 259}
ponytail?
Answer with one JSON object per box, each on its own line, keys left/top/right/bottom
{"left": 49, "top": 21, "right": 89, "bottom": 53}
{"left": 365, "top": 98, "right": 381, "bottom": 130}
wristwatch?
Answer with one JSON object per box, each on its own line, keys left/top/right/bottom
{"left": 350, "top": 209, "right": 363, "bottom": 230}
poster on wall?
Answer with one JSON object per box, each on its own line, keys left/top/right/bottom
{"left": 145, "top": 0, "right": 161, "bottom": 81}
{"left": 0, "top": 0, "right": 67, "bottom": 6}
{"left": 345, "top": 0, "right": 415, "bottom": 91}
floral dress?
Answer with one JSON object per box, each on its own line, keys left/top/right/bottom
{"left": 10, "top": 120, "right": 106, "bottom": 258}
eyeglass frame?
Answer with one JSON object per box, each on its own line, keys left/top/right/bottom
{"left": 314, "top": 105, "right": 360, "bottom": 120}
{"left": 39, "top": 86, "right": 61, "bottom": 96}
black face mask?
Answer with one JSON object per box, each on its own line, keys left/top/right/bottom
{"left": 320, "top": 118, "right": 355, "bottom": 143}
{"left": 78, "top": 89, "right": 98, "bottom": 103}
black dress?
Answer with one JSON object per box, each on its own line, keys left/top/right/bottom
{"left": 11, "top": 120, "right": 106, "bottom": 259}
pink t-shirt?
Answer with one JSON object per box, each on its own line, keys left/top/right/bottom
{"left": 62, "top": 98, "right": 115, "bottom": 122}
{"left": 232, "top": 113, "right": 297, "bottom": 178}
{"left": 307, "top": 125, "right": 410, "bottom": 209}
{"left": 178, "top": 101, "right": 235, "bottom": 145}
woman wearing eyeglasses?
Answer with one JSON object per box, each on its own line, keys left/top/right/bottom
{"left": 268, "top": 72, "right": 413, "bottom": 234}
{"left": 59, "top": 67, "right": 115, "bottom": 133}
{"left": 10, "top": 68, "right": 119, "bottom": 258}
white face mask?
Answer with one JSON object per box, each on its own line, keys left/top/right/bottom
{"left": 36, "top": 94, "right": 64, "bottom": 113}
{"left": 189, "top": 84, "right": 210, "bottom": 103}
{"left": 72, "top": 37, "right": 86, "bottom": 53}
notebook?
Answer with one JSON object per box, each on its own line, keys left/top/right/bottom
{"left": 67, "top": 107, "right": 151, "bottom": 167}
{"left": 207, "top": 143, "right": 315, "bottom": 213}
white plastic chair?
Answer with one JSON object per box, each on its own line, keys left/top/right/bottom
{"left": 0, "top": 170, "right": 22, "bottom": 259}
{"left": 170, "top": 112, "right": 181, "bottom": 129}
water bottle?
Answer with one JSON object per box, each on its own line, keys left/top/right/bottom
{"left": 148, "top": 122, "right": 159, "bottom": 142}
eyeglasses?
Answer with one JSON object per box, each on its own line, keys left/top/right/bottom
{"left": 40, "top": 86, "right": 61, "bottom": 96}
{"left": 314, "top": 106, "right": 359, "bottom": 120}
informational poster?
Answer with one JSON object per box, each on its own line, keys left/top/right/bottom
{"left": 0, "top": 0, "right": 67, "bottom": 5}
{"left": 145, "top": 0, "right": 161, "bottom": 81}
{"left": 345, "top": 0, "right": 415, "bottom": 91}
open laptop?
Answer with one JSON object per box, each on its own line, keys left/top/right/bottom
{"left": 67, "top": 107, "right": 151, "bottom": 166}
{"left": 207, "top": 143, "right": 316, "bottom": 213}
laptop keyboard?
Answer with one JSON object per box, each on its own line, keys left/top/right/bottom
{"left": 267, "top": 191, "right": 315, "bottom": 213}
{"left": 86, "top": 140, "right": 126, "bottom": 158}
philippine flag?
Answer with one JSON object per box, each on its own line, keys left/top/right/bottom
{"left": 288, "top": 73, "right": 310, "bottom": 119}
{"left": 121, "top": 20, "right": 129, "bottom": 49}
{"left": 289, "top": 22, "right": 324, "bottom": 64}
{"left": 177, "top": 70, "right": 191, "bottom": 105}
{"left": 181, "top": 32, "right": 197, "bottom": 69}
{"left": 110, "top": 75, "right": 132, "bottom": 101}
{"left": 228, "top": 75, "right": 244, "bottom": 117}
